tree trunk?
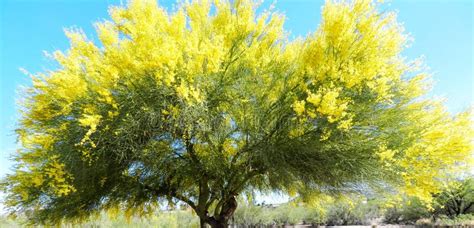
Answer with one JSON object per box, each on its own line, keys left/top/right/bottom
{"left": 209, "top": 219, "right": 229, "bottom": 228}
{"left": 200, "top": 217, "right": 208, "bottom": 228}
{"left": 199, "top": 216, "right": 229, "bottom": 228}
{"left": 198, "top": 204, "right": 236, "bottom": 227}
{"left": 198, "top": 195, "right": 237, "bottom": 228}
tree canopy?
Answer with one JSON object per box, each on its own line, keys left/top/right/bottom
{"left": 2, "top": 0, "right": 472, "bottom": 227}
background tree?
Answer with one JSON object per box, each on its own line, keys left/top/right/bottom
{"left": 433, "top": 178, "right": 474, "bottom": 218}
{"left": 2, "top": 0, "right": 472, "bottom": 227}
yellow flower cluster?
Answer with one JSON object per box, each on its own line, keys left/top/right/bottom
{"left": 293, "top": 86, "right": 351, "bottom": 131}
{"left": 44, "top": 156, "right": 76, "bottom": 196}
{"left": 398, "top": 105, "right": 473, "bottom": 205}
{"left": 292, "top": 0, "right": 408, "bottom": 132}
{"left": 78, "top": 113, "right": 102, "bottom": 148}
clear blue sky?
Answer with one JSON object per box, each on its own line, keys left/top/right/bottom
{"left": 0, "top": 0, "right": 472, "bottom": 181}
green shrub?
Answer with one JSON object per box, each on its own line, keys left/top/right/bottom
{"left": 433, "top": 178, "right": 474, "bottom": 218}
{"left": 324, "top": 198, "right": 382, "bottom": 225}
{"left": 383, "top": 198, "right": 430, "bottom": 224}
{"left": 233, "top": 204, "right": 274, "bottom": 226}
{"left": 434, "top": 214, "right": 474, "bottom": 226}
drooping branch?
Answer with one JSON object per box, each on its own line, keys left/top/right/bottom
{"left": 141, "top": 181, "right": 198, "bottom": 211}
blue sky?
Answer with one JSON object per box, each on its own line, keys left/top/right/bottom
{"left": 0, "top": 0, "right": 472, "bottom": 183}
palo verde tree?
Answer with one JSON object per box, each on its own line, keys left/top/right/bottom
{"left": 434, "top": 178, "right": 474, "bottom": 217}
{"left": 2, "top": 0, "right": 473, "bottom": 227}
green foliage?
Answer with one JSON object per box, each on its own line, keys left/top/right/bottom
{"left": 383, "top": 197, "right": 430, "bottom": 224}
{"left": 271, "top": 203, "right": 323, "bottom": 225}
{"left": 233, "top": 202, "right": 325, "bottom": 226}
{"left": 325, "top": 198, "right": 382, "bottom": 225}
{"left": 232, "top": 203, "right": 274, "bottom": 225}
{"left": 233, "top": 195, "right": 381, "bottom": 226}
{"left": 76, "top": 210, "right": 199, "bottom": 228}
{"left": 434, "top": 178, "right": 474, "bottom": 218}
{"left": 383, "top": 178, "right": 474, "bottom": 224}
{"left": 1, "top": 210, "right": 199, "bottom": 228}
{"left": 433, "top": 214, "right": 474, "bottom": 226}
